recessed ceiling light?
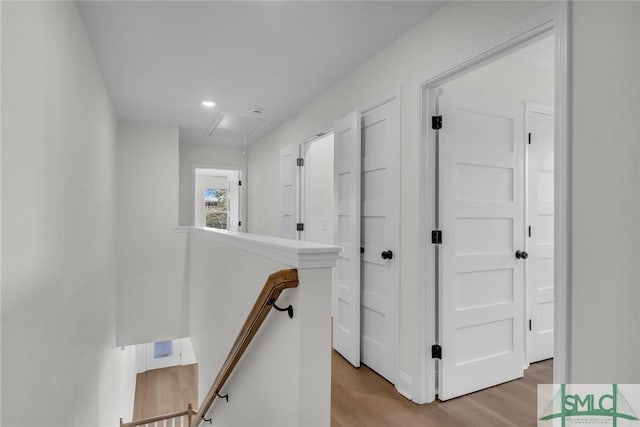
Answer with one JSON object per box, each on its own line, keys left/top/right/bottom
{"left": 201, "top": 101, "right": 216, "bottom": 108}
{"left": 250, "top": 106, "right": 264, "bottom": 114}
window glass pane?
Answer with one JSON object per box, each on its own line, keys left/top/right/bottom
{"left": 204, "top": 188, "right": 228, "bottom": 229}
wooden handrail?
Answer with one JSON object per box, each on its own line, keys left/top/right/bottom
{"left": 191, "top": 268, "right": 299, "bottom": 426}
{"left": 120, "top": 403, "right": 195, "bottom": 427}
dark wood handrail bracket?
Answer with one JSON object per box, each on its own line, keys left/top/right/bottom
{"left": 191, "top": 268, "right": 300, "bottom": 427}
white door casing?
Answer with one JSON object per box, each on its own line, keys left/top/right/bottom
{"left": 526, "top": 103, "right": 555, "bottom": 363}
{"left": 332, "top": 111, "right": 362, "bottom": 368}
{"left": 227, "top": 170, "right": 240, "bottom": 231}
{"left": 280, "top": 143, "right": 301, "bottom": 240}
{"left": 360, "top": 98, "right": 400, "bottom": 383}
{"left": 438, "top": 88, "right": 525, "bottom": 400}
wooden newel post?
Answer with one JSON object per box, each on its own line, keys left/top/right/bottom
{"left": 187, "top": 403, "right": 194, "bottom": 426}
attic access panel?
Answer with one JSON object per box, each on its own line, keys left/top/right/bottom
{"left": 206, "top": 112, "right": 268, "bottom": 141}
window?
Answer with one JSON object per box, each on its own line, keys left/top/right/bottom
{"left": 204, "top": 187, "right": 228, "bottom": 229}
{"left": 194, "top": 167, "right": 242, "bottom": 231}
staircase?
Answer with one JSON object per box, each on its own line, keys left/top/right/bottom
{"left": 120, "top": 269, "right": 299, "bottom": 427}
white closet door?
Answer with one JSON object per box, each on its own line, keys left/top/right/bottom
{"left": 280, "top": 144, "right": 300, "bottom": 240}
{"left": 332, "top": 111, "right": 361, "bottom": 367}
{"left": 360, "top": 98, "right": 400, "bottom": 383}
{"left": 438, "top": 89, "right": 525, "bottom": 400}
{"left": 526, "top": 104, "right": 555, "bottom": 363}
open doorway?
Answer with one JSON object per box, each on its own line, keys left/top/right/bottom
{"left": 279, "top": 132, "right": 336, "bottom": 241}
{"left": 193, "top": 167, "right": 245, "bottom": 231}
{"left": 427, "top": 32, "right": 558, "bottom": 401}
{"left": 301, "top": 133, "right": 334, "bottom": 245}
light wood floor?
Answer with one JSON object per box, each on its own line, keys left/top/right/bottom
{"left": 331, "top": 351, "right": 553, "bottom": 427}
{"left": 132, "top": 364, "right": 198, "bottom": 421}
{"left": 132, "top": 355, "right": 552, "bottom": 426}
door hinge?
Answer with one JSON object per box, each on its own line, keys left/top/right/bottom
{"left": 238, "top": 220, "right": 242, "bottom": 227}
{"left": 238, "top": 180, "right": 242, "bottom": 186}
{"left": 296, "top": 223, "right": 304, "bottom": 231}
{"left": 528, "top": 132, "right": 532, "bottom": 145}
{"left": 431, "top": 344, "right": 442, "bottom": 359}
{"left": 297, "top": 158, "right": 304, "bottom": 167}
{"left": 431, "top": 230, "right": 443, "bottom": 244}
{"left": 528, "top": 226, "right": 532, "bottom": 237}
{"left": 528, "top": 319, "right": 532, "bottom": 331}
{"left": 432, "top": 115, "right": 443, "bottom": 130}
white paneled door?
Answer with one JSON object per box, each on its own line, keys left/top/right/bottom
{"left": 526, "top": 104, "right": 555, "bottom": 363}
{"left": 332, "top": 111, "right": 362, "bottom": 368}
{"left": 438, "top": 89, "right": 525, "bottom": 400}
{"left": 280, "top": 143, "right": 300, "bottom": 240}
{"left": 360, "top": 99, "right": 400, "bottom": 383}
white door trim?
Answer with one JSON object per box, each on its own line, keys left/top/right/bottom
{"left": 190, "top": 163, "right": 247, "bottom": 232}
{"left": 415, "top": 3, "right": 570, "bottom": 403}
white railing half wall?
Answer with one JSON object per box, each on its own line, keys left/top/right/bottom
{"left": 187, "top": 227, "right": 340, "bottom": 427}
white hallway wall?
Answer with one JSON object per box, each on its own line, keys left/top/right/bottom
{"left": 1, "top": 1, "right": 4, "bottom": 420}
{"left": 178, "top": 142, "right": 246, "bottom": 226}
{"left": 116, "top": 122, "right": 188, "bottom": 347}
{"left": 248, "top": 0, "right": 640, "bottom": 390}
{"left": 1, "top": 2, "right": 136, "bottom": 425}
{"left": 446, "top": 39, "right": 554, "bottom": 106}
{"left": 570, "top": 2, "right": 640, "bottom": 383}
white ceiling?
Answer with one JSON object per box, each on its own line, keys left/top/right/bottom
{"left": 78, "top": 1, "right": 443, "bottom": 148}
